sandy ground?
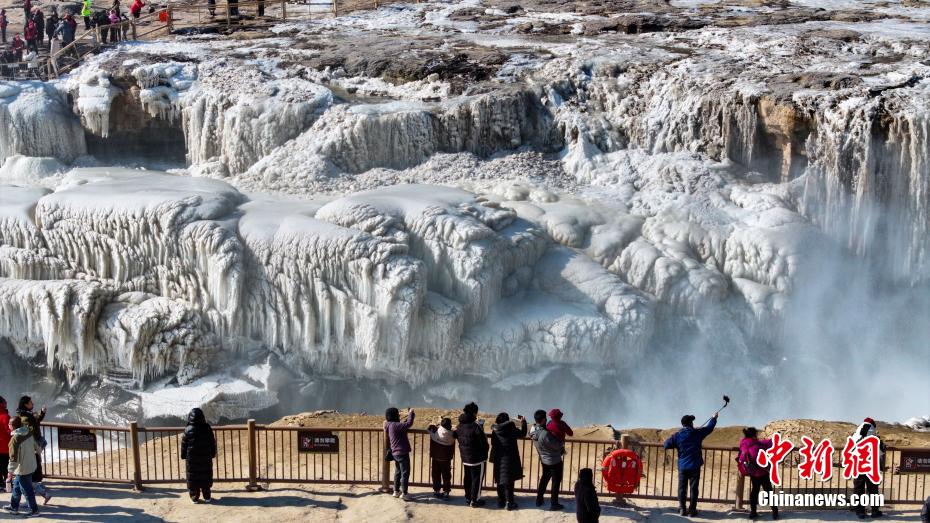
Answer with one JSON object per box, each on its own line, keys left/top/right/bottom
{"left": 3, "top": 481, "right": 924, "bottom": 522}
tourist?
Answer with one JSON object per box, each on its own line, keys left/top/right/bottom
{"left": 45, "top": 11, "right": 58, "bottom": 47}
{"left": 664, "top": 412, "right": 718, "bottom": 517}
{"left": 0, "top": 9, "right": 7, "bottom": 43}
{"left": 739, "top": 427, "right": 778, "bottom": 520}
{"left": 16, "top": 397, "right": 50, "bottom": 505}
{"left": 384, "top": 407, "right": 414, "bottom": 501}
{"left": 81, "top": 0, "right": 93, "bottom": 30}
{"left": 31, "top": 9, "right": 43, "bottom": 46}
{"left": 3, "top": 417, "right": 39, "bottom": 517}
{"left": 530, "top": 409, "right": 564, "bottom": 510}
{"left": 11, "top": 34, "right": 24, "bottom": 62}
{"left": 490, "top": 412, "right": 527, "bottom": 511}
{"left": 108, "top": 9, "right": 120, "bottom": 43}
{"left": 920, "top": 495, "right": 929, "bottom": 523}
{"left": 130, "top": 0, "right": 145, "bottom": 19}
{"left": 547, "top": 408, "right": 573, "bottom": 442}
{"left": 455, "top": 403, "right": 488, "bottom": 508}
{"left": 852, "top": 417, "right": 885, "bottom": 519}
{"left": 207, "top": 0, "right": 216, "bottom": 17}
{"left": 0, "top": 397, "right": 10, "bottom": 485}
{"left": 574, "top": 468, "right": 600, "bottom": 523}
{"left": 22, "top": 0, "right": 31, "bottom": 21}
{"left": 54, "top": 15, "right": 76, "bottom": 46}
{"left": 180, "top": 408, "right": 216, "bottom": 503}
{"left": 23, "top": 20, "right": 37, "bottom": 54}
{"left": 427, "top": 417, "right": 454, "bottom": 499}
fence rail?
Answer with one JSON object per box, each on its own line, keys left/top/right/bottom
{"left": 34, "top": 421, "right": 928, "bottom": 507}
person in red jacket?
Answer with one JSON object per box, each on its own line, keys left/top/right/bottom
{"left": 23, "top": 20, "right": 38, "bottom": 53}
{"left": 130, "top": 0, "right": 145, "bottom": 18}
{"left": 11, "top": 33, "right": 24, "bottom": 61}
{"left": 0, "top": 396, "right": 11, "bottom": 483}
{"left": 739, "top": 427, "right": 778, "bottom": 520}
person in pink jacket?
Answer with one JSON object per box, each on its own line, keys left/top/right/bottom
{"left": 739, "top": 427, "right": 778, "bottom": 520}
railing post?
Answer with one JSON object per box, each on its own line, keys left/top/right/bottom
{"left": 734, "top": 470, "right": 745, "bottom": 511}
{"left": 129, "top": 421, "right": 143, "bottom": 491}
{"left": 332, "top": 0, "right": 337, "bottom": 17}
{"left": 167, "top": 7, "right": 175, "bottom": 32}
{"left": 281, "top": 0, "right": 286, "bottom": 20}
{"left": 225, "top": 1, "right": 232, "bottom": 28}
{"left": 381, "top": 431, "right": 391, "bottom": 493}
{"left": 131, "top": 21, "right": 137, "bottom": 40}
{"left": 612, "top": 434, "right": 630, "bottom": 506}
{"left": 246, "top": 419, "right": 260, "bottom": 491}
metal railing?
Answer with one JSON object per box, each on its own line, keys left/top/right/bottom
{"left": 34, "top": 421, "right": 928, "bottom": 506}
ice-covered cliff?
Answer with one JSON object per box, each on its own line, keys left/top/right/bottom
{"left": 1, "top": 0, "right": 928, "bottom": 425}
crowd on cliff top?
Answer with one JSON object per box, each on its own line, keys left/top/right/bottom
{"left": 2, "top": 394, "right": 929, "bottom": 521}
{"left": 0, "top": 0, "right": 147, "bottom": 76}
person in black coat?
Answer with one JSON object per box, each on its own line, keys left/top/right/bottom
{"left": 180, "top": 408, "right": 217, "bottom": 503}
{"left": 490, "top": 412, "right": 527, "bottom": 510}
{"left": 455, "top": 403, "right": 489, "bottom": 508}
{"left": 574, "top": 468, "right": 600, "bottom": 523}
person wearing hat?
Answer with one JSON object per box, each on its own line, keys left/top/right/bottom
{"left": 664, "top": 412, "right": 718, "bottom": 517}
{"left": 851, "top": 417, "right": 885, "bottom": 519}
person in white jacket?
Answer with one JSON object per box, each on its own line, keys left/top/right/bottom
{"left": 2, "top": 417, "right": 39, "bottom": 518}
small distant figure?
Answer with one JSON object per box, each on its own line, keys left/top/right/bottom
{"left": 107, "top": 9, "right": 120, "bottom": 42}
{"left": 11, "top": 34, "right": 24, "bottom": 61}
{"left": 81, "top": 0, "right": 93, "bottom": 29}
{"left": 739, "top": 427, "right": 778, "bottom": 520}
{"left": 0, "top": 397, "right": 10, "bottom": 487}
{"left": 45, "top": 11, "right": 58, "bottom": 46}
{"left": 0, "top": 9, "right": 8, "bottom": 43}
{"left": 490, "top": 412, "right": 527, "bottom": 511}
{"left": 54, "top": 14, "right": 77, "bottom": 46}
{"left": 180, "top": 408, "right": 216, "bottom": 504}
{"left": 383, "top": 407, "right": 414, "bottom": 501}
{"left": 852, "top": 417, "right": 885, "bottom": 520}
{"left": 22, "top": 0, "right": 31, "bottom": 21}
{"left": 664, "top": 412, "right": 717, "bottom": 517}
{"left": 574, "top": 468, "right": 600, "bottom": 523}
{"left": 130, "top": 0, "right": 145, "bottom": 18}
{"left": 530, "top": 409, "right": 565, "bottom": 511}
{"left": 455, "top": 402, "right": 488, "bottom": 508}
{"left": 546, "top": 408, "right": 573, "bottom": 442}
{"left": 3, "top": 417, "right": 39, "bottom": 517}
{"left": 207, "top": 0, "right": 216, "bottom": 17}
{"left": 23, "top": 20, "right": 38, "bottom": 53}
{"left": 427, "top": 417, "right": 454, "bottom": 500}
{"left": 31, "top": 9, "right": 44, "bottom": 46}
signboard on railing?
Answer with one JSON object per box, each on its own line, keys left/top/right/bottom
{"left": 298, "top": 431, "right": 339, "bottom": 453}
{"left": 899, "top": 449, "right": 930, "bottom": 473}
{"left": 58, "top": 428, "right": 98, "bottom": 452}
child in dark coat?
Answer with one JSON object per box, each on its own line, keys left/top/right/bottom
{"left": 574, "top": 468, "right": 601, "bottom": 522}
{"left": 427, "top": 417, "right": 454, "bottom": 499}
{"left": 180, "top": 408, "right": 217, "bottom": 503}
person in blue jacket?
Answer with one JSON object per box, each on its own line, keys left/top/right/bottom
{"left": 664, "top": 412, "right": 718, "bottom": 517}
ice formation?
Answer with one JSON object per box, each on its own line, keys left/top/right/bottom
{"left": 1, "top": 0, "right": 928, "bottom": 424}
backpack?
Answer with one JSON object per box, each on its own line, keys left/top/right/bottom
{"left": 737, "top": 444, "right": 763, "bottom": 476}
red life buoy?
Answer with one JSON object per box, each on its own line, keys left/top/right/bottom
{"left": 601, "top": 448, "right": 643, "bottom": 494}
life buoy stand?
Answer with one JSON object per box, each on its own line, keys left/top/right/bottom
{"left": 601, "top": 448, "right": 643, "bottom": 494}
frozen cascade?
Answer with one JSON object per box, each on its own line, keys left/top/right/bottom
{"left": 0, "top": 82, "right": 86, "bottom": 165}
{"left": 1, "top": 171, "right": 650, "bottom": 389}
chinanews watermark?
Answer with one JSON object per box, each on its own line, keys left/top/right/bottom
{"left": 758, "top": 490, "right": 885, "bottom": 509}
{"left": 752, "top": 432, "right": 887, "bottom": 509}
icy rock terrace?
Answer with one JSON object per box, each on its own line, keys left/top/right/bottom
{"left": 1, "top": 0, "right": 929, "bottom": 422}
